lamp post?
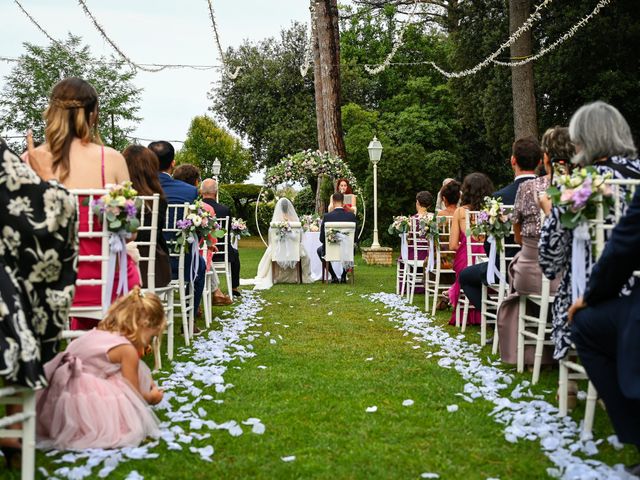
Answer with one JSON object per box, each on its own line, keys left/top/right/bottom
{"left": 212, "top": 157, "right": 222, "bottom": 201}
{"left": 368, "top": 136, "right": 383, "bottom": 249}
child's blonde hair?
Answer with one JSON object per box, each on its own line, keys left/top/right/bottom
{"left": 97, "top": 287, "right": 166, "bottom": 348}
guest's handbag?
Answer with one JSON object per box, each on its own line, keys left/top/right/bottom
{"left": 138, "top": 244, "right": 172, "bottom": 289}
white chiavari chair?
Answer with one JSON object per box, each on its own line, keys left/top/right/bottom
{"left": 424, "top": 216, "right": 455, "bottom": 316}
{"left": 270, "top": 221, "right": 304, "bottom": 283}
{"left": 404, "top": 216, "right": 431, "bottom": 304}
{"left": 322, "top": 222, "right": 356, "bottom": 284}
{"left": 396, "top": 232, "right": 409, "bottom": 295}
{"left": 458, "top": 210, "right": 487, "bottom": 330}
{"left": 0, "top": 386, "right": 36, "bottom": 480}
{"left": 211, "top": 217, "right": 233, "bottom": 301}
{"left": 165, "top": 203, "right": 196, "bottom": 345}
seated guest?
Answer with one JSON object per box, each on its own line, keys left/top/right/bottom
{"left": 172, "top": 165, "right": 232, "bottom": 306}
{"left": 404, "top": 191, "right": 433, "bottom": 294}
{"left": 36, "top": 288, "right": 164, "bottom": 450}
{"left": 123, "top": 145, "right": 171, "bottom": 288}
{"left": 496, "top": 126, "right": 574, "bottom": 364}
{"left": 447, "top": 173, "right": 494, "bottom": 325}
{"left": 539, "top": 101, "right": 640, "bottom": 362}
{"left": 201, "top": 178, "right": 242, "bottom": 299}
{"left": 149, "top": 141, "right": 206, "bottom": 317}
{"left": 437, "top": 180, "right": 460, "bottom": 217}
{"left": 318, "top": 193, "right": 357, "bottom": 283}
{"left": 435, "top": 178, "right": 456, "bottom": 212}
{"left": 329, "top": 178, "right": 357, "bottom": 214}
{"left": 458, "top": 137, "right": 541, "bottom": 312}
{"left": 569, "top": 186, "right": 640, "bottom": 474}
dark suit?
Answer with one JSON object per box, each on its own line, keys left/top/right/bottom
{"left": 318, "top": 207, "right": 357, "bottom": 280}
{"left": 572, "top": 188, "right": 640, "bottom": 447}
{"left": 158, "top": 172, "right": 205, "bottom": 312}
{"left": 459, "top": 175, "right": 534, "bottom": 309}
{"left": 202, "top": 198, "right": 240, "bottom": 289}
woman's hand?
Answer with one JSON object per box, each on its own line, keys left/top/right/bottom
{"left": 568, "top": 297, "right": 587, "bottom": 324}
{"left": 26, "top": 130, "right": 56, "bottom": 182}
{"left": 537, "top": 191, "right": 553, "bottom": 216}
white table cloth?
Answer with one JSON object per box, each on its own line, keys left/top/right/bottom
{"left": 302, "top": 231, "right": 342, "bottom": 281}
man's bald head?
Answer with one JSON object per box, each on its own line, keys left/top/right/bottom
{"left": 200, "top": 178, "right": 218, "bottom": 199}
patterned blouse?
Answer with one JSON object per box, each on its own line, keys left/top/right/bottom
{"left": 0, "top": 139, "right": 78, "bottom": 388}
{"left": 539, "top": 156, "right": 640, "bottom": 359}
{"left": 513, "top": 176, "right": 549, "bottom": 238}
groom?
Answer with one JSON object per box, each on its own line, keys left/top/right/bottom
{"left": 318, "top": 193, "right": 357, "bottom": 283}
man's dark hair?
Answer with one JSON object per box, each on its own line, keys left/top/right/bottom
{"left": 512, "top": 137, "right": 542, "bottom": 171}
{"left": 148, "top": 141, "right": 175, "bottom": 171}
{"left": 416, "top": 191, "right": 433, "bottom": 209}
{"left": 332, "top": 192, "right": 344, "bottom": 204}
{"left": 441, "top": 180, "right": 461, "bottom": 206}
{"left": 173, "top": 164, "right": 201, "bottom": 186}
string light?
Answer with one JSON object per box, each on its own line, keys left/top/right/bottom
{"left": 76, "top": 0, "right": 169, "bottom": 72}
{"left": 299, "top": 2, "right": 316, "bottom": 78}
{"left": 205, "top": 0, "right": 241, "bottom": 80}
{"left": 363, "top": 0, "right": 420, "bottom": 75}
{"left": 491, "top": 0, "right": 611, "bottom": 67}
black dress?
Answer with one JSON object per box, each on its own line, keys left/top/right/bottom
{"left": 0, "top": 139, "right": 78, "bottom": 388}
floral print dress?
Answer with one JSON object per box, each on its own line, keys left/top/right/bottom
{"left": 0, "top": 139, "right": 78, "bottom": 388}
{"left": 539, "top": 156, "right": 640, "bottom": 359}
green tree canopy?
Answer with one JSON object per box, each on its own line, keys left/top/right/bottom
{"left": 0, "top": 34, "right": 141, "bottom": 152}
{"left": 175, "top": 115, "right": 254, "bottom": 184}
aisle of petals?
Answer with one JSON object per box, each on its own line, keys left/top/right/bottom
{"left": 41, "top": 292, "right": 266, "bottom": 480}
{"left": 367, "top": 293, "right": 633, "bottom": 480}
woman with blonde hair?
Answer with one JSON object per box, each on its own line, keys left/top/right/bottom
{"left": 36, "top": 287, "right": 164, "bottom": 450}
{"left": 30, "top": 77, "right": 139, "bottom": 330}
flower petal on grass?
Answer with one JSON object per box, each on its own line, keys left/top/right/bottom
{"left": 402, "top": 399, "right": 414, "bottom": 407}
{"left": 366, "top": 406, "right": 378, "bottom": 413}
{"left": 281, "top": 455, "right": 296, "bottom": 462}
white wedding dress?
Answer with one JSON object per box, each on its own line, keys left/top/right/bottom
{"left": 254, "top": 198, "right": 314, "bottom": 290}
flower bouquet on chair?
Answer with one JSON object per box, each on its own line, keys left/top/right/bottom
{"left": 90, "top": 181, "right": 143, "bottom": 306}
{"left": 471, "top": 196, "right": 512, "bottom": 285}
{"left": 301, "top": 214, "right": 321, "bottom": 233}
{"left": 387, "top": 215, "right": 410, "bottom": 235}
{"left": 175, "top": 200, "right": 226, "bottom": 281}
{"left": 272, "top": 221, "right": 293, "bottom": 239}
{"left": 546, "top": 166, "right": 613, "bottom": 300}
{"left": 230, "top": 217, "right": 250, "bottom": 247}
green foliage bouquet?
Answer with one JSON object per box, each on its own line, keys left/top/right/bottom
{"left": 91, "top": 181, "right": 142, "bottom": 235}
{"left": 387, "top": 215, "right": 410, "bottom": 235}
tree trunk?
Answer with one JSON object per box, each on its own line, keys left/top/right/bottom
{"left": 313, "top": 0, "right": 346, "bottom": 213}
{"left": 509, "top": 0, "right": 538, "bottom": 140}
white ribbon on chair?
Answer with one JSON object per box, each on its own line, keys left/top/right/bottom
{"left": 103, "top": 232, "right": 129, "bottom": 314}
{"left": 274, "top": 232, "right": 297, "bottom": 270}
{"left": 571, "top": 222, "right": 591, "bottom": 302}
{"left": 426, "top": 237, "right": 435, "bottom": 272}
{"left": 187, "top": 232, "right": 200, "bottom": 283}
{"left": 485, "top": 235, "right": 506, "bottom": 285}
{"left": 335, "top": 232, "right": 354, "bottom": 270}
{"left": 400, "top": 233, "right": 408, "bottom": 260}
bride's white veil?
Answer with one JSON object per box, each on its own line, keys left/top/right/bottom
{"left": 272, "top": 198, "right": 300, "bottom": 223}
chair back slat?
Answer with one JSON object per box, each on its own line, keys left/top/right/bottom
{"left": 135, "top": 194, "right": 160, "bottom": 291}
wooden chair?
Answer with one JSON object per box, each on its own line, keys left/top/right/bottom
{"left": 269, "top": 221, "right": 303, "bottom": 283}
{"left": 322, "top": 221, "right": 356, "bottom": 284}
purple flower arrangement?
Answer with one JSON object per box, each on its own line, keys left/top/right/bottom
{"left": 91, "top": 181, "right": 142, "bottom": 234}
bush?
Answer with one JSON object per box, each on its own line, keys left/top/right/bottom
{"left": 216, "top": 187, "right": 237, "bottom": 218}
{"left": 219, "top": 183, "right": 262, "bottom": 221}
{"left": 294, "top": 186, "right": 316, "bottom": 215}
{"left": 246, "top": 199, "right": 275, "bottom": 240}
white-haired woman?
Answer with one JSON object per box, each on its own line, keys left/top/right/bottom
{"left": 538, "top": 101, "right": 640, "bottom": 361}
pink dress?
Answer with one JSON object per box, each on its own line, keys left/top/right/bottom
{"left": 71, "top": 147, "right": 141, "bottom": 330}
{"left": 36, "top": 329, "right": 160, "bottom": 450}
{"left": 448, "top": 232, "right": 484, "bottom": 325}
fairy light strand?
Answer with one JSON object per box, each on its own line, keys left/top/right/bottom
{"left": 76, "top": 0, "right": 168, "bottom": 72}
{"left": 491, "top": 0, "right": 611, "bottom": 67}
{"left": 205, "top": 0, "right": 241, "bottom": 80}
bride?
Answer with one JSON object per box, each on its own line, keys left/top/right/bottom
{"left": 254, "top": 198, "right": 314, "bottom": 290}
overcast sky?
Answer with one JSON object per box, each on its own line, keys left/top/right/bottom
{"left": 0, "top": 0, "right": 312, "bottom": 180}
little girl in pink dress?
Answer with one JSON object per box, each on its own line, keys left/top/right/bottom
{"left": 36, "top": 288, "right": 165, "bottom": 450}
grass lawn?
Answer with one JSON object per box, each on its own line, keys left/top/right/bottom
{"left": 19, "top": 237, "right": 637, "bottom": 479}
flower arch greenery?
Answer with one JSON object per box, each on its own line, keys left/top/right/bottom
{"left": 257, "top": 150, "right": 366, "bottom": 246}
{"left": 264, "top": 150, "right": 361, "bottom": 193}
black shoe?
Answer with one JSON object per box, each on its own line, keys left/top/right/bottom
{"left": 330, "top": 278, "right": 340, "bottom": 284}
{"left": 1, "top": 446, "right": 21, "bottom": 470}
{"left": 232, "top": 289, "right": 242, "bottom": 297}
{"left": 340, "top": 276, "right": 347, "bottom": 284}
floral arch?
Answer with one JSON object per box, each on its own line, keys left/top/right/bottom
{"left": 257, "top": 150, "right": 366, "bottom": 245}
